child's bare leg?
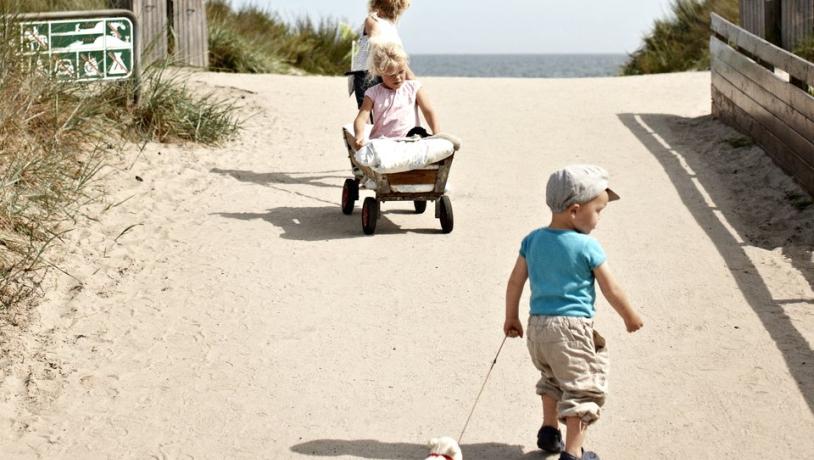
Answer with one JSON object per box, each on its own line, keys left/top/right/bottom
{"left": 564, "top": 416, "right": 587, "bottom": 458}
{"left": 542, "top": 394, "right": 559, "bottom": 427}
{"left": 537, "top": 395, "right": 564, "bottom": 453}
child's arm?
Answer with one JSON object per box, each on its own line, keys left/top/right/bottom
{"left": 415, "top": 88, "right": 440, "bottom": 134}
{"left": 504, "top": 255, "right": 528, "bottom": 338}
{"left": 594, "top": 262, "right": 644, "bottom": 332}
{"left": 353, "top": 96, "right": 374, "bottom": 150}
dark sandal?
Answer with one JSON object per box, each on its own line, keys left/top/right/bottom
{"left": 537, "top": 425, "right": 564, "bottom": 453}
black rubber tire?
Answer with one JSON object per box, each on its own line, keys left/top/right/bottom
{"left": 341, "top": 178, "right": 357, "bottom": 215}
{"left": 439, "top": 195, "right": 453, "bottom": 233}
{"left": 362, "top": 197, "right": 379, "bottom": 235}
{"left": 414, "top": 200, "right": 427, "bottom": 214}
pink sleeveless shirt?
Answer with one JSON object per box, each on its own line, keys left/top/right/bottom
{"left": 364, "top": 80, "right": 422, "bottom": 139}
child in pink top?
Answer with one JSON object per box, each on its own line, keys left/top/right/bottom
{"left": 352, "top": 41, "right": 439, "bottom": 150}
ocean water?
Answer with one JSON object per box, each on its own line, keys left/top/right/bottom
{"left": 409, "top": 54, "right": 628, "bottom": 78}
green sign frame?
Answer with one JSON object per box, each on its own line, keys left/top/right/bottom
{"left": 20, "top": 11, "right": 137, "bottom": 82}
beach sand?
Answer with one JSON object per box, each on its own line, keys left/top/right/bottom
{"left": 1, "top": 71, "right": 812, "bottom": 459}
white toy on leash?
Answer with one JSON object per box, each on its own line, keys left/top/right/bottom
{"left": 425, "top": 436, "right": 462, "bottom": 460}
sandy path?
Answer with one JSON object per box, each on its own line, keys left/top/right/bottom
{"left": 1, "top": 72, "right": 812, "bottom": 459}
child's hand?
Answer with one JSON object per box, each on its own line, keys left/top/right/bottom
{"left": 504, "top": 318, "right": 524, "bottom": 338}
{"left": 623, "top": 311, "right": 644, "bottom": 333}
{"left": 353, "top": 137, "right": 366, "bottom": 151}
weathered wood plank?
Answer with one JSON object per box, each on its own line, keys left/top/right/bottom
{"left": 173, "top": 0, "right": 209, "bottom": 68}
{"left": 712, "top": 69, "right": 814, "bottom": 168}
{"left": 387, "top": 169, "right": 438, "bottom": 185}
{"left": 711, "top": 59, "right": 814, "bottom": 151}
{"left": 713, "top": 86, "right": 814, "bottom": 196}
{"left": 782, "top": 0, "right": 814, "bottom": 51}
{"left": 710, "top": 36, "right": 814, "bottom": 130}
{"left": 713, "top": 71, "right": 814, "bottom": 192}
{"left": 711, "top": 13, "right": 814, "bottom": 86}
{"left": 111, "top": 0, "right": 168, "bottom": 65}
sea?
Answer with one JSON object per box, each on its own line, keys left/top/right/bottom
{"left": 408, "top": 54, "right": 628, "bottom": 78}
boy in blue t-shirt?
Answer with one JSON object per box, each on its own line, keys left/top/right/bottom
{"left": 503, "top": 165, "right": 644, "bottom": 460}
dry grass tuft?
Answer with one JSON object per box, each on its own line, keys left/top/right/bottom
{"left": 0, "top": 2, "right": 241, "bottom": 309}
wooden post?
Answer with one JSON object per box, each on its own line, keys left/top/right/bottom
{"left": 764, "top": 0, "right": 782, "bottom": 45}
{"left": 781, "top": 0, "right": 814, "bottom": 51}
{"left": 111, "top": 0, "right": 168, "bottom": 65}
{"left": 171, "top": 0, "right": 209, "bottom": 68}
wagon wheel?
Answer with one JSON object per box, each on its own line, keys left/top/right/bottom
{"left": 438, "top": 195, "right": 453, "bottom": 233}
{"left": 362, "top": 197, "right": 379, "bottom": 235}
{"left": 341, "top": 178, "right": 358, "bottom": 215}
{"left": 413, "top": 200, "right": 427, "bottom": 214}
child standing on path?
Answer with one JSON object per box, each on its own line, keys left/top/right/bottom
{"left": 503, "top": 165, "right": 644, "bottom": 460}
{"left": 349, "top": 0, "right": 415, "bottom": 108}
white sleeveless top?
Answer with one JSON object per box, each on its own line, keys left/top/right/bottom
{"left": 351, "top": 13, "right": 403, "bottom": 72}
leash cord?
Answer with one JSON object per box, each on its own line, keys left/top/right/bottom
{"left": 457, "top": 335, "right": 508, "bottom": 444}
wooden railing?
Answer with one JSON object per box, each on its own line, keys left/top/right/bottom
{"left": 739, "top": 0, "right": 813, "bottom": 50}
{"left": 111, "top": 0, "right": 207, "bottom": 67}
{"left": 711, "top": 13, "right": 814, "bottom": 196}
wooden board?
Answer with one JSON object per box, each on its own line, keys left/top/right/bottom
{"left": 711, "top": 37, "right": 814, "bottom": 135}
{"left": 712, "top": 70, "right": 814, "bottom": 167}
{"left": 711, "top": 13, "right": 814, "bottom": 87}
{"left": 782, "top": 0, "right": 814, "bottom": 51}
{"left": 172, "top": 0, "right": 209, "bottom": 68}
{"left": 387, "top": 169, "right": 438, "bottom": 186}
{"left": 112, "top": 0, "right": 168, "bottom": 65}
{"left": 712, "top": 80, "right": 814, "bottom": 196}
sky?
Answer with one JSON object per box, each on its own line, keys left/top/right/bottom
{"left": 228, "top": 0, "right": 677, "bottom": 54}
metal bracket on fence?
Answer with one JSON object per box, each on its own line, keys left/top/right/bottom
{"left": 16, "top": 9, "right": 140, "bottom": 100}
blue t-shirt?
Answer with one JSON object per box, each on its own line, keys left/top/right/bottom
{"left": 519, "top": 227, "right": 607, "bottom": 317}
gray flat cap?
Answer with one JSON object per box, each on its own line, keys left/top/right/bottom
{"left": 546, "top": 164, "right": 620, "bottom": 213}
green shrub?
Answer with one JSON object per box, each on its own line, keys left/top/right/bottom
{"left": 0, "top": 0, "right": 107, "bottom": 11}
{"left": 793, "top": 36, "right": 814, "bottom": 63}
{"left": 623, "top": 0, "right": 739, "bottom": 75}
{"left": 206, "top": 0, "right": 356, "bottom": 75}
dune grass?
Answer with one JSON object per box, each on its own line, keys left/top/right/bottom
{"left": 623, "top": 0, "right": 739, "bottom": 75}
{"left": 0, "top": 3, "right": 241, "bottom": 310}
{"left": 0, "top": 0, "right": 108, "bottom": 11}
{"left": 793, "top": 36, "right": 814, "bottom": 63}
{"left": 206, "top": 0, "right": 356, "bottom": 75}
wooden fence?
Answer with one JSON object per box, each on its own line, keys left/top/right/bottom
{"left": 740, "top": 0, "right": 813, "bottom": 49}
{"left": 171, "top": 0, "right": 208, "bottom": 68}
{"left": 110, "top": 0, "right": 207, "bottom": 67}
{"left": 711, "top": 13, "right": 814, "bottom": 196}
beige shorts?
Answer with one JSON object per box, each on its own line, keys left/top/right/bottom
{"left": 526, "top": 315, "right": 609, "bottom": 424}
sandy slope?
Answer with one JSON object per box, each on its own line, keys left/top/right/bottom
{"left": 1, "top": 71, "right": 812, "bottom": 459}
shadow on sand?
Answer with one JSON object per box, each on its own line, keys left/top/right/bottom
{"left": 211, "top": 167, "right": 444, "bottom": 238}
{"left": 291, "top": 439, "right": 549, "bottom": 460}
{"left": 211, "top": 168, "right": 347, "bottom": 189}
{"left": 619, "top": 113, "right": 814, "bottom": 413}
{"left": 214, "top": 206, "right": 441, "bottom": 241}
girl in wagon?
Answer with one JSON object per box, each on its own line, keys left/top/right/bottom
{"left": 352, "top": 40, "right": 439, "bottom": 151}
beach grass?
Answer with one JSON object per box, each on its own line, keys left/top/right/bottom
{"left": 206, "top": 0, "right": 355, "bottom": 76}
{"left": 793, "top": 36, "right": 814, "bottom": 63}
{"left": 0, "top": 3, "right": 241, "bottom": 310}
{"left": 623, "top": 0, "right": 739, "bottom": 75}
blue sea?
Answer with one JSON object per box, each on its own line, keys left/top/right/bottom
{"left": 409, "top": 54, "right": 628, "bottom": 78}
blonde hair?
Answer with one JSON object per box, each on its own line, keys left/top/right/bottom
{"left": 367, "top": 40, "right": 409, "bottom": 77}
{"left": 368, "top": 0, "right": 411, "bottom": 21}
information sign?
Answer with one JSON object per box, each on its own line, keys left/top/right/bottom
{"left": 21, "top": 17, "right": 134, "bottom": 81}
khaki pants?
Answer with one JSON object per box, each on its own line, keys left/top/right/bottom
{"left": 526, "top": 315, "right": 609, "bottom": 424}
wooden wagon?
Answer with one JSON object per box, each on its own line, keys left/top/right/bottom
{"left": 341, "top": 128, "right": 459, "bottom": 235}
